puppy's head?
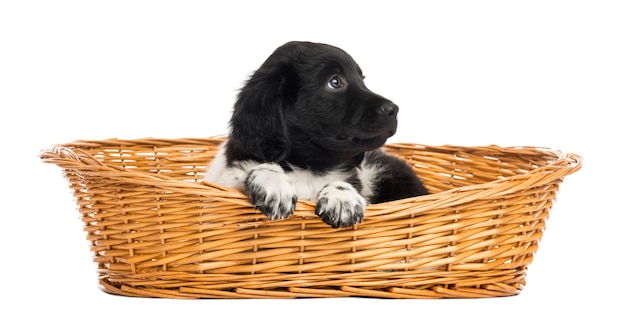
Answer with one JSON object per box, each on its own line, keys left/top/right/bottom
{"left": 229, "top": 41, "right": 399, "bottom": 164}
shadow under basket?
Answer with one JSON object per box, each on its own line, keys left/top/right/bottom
{"left": 40, "top": 137, "right": 582, "bottom": 299}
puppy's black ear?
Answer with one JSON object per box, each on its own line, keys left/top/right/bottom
{"left": 229, "top": 50, "right": 298, "bottom": 162}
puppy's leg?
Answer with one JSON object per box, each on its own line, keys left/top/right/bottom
{"left": 244, "top": 163, "right": 297, "bottom": 220}
{"left": 316, "top": 181, "right": 367, "bottom": 228}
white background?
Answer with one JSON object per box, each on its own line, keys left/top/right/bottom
{"left": 2, "top": 0, "right": 624, "bottom": 310}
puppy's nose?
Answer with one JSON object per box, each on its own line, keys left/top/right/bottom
{"left": 378, "top": 102, "right": 398, "bottom": 119}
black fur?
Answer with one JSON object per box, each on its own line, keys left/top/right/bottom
{"left": 217, "top": 41, "right": 428, "bottom": 226}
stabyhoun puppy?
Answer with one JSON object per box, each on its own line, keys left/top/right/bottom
{"left": 205, "top": 41, "right": 428, "bottom": 228}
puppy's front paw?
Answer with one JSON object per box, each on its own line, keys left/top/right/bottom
{"left": 316, "top": 182, "right": 367, "bottom": 228}
{"left": 244, "top": 164, "right": 297, "bottom": 220}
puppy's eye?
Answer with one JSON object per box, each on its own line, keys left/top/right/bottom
{"left": 327, "top": 76, "right": 344, "bottom": 90}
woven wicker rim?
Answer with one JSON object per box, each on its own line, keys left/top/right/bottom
{"left": 42, "top": 137, "right": 583, "bottom": 223}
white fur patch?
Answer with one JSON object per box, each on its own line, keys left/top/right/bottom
{"left": 356, "top": 152, "right": 387, "bottom": 200}
{"left": 203, "top": 144, "right": 248, "bottom": 189}
{"left": 285, "top": 166, "right": 353, "bottom": 201}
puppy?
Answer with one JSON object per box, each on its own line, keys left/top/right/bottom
{"left": 205, "top": 41, "right": 428, "bottom": 228}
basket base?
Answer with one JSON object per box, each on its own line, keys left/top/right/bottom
{"left": 96, "top": 270, "right": 525, "bottom": 299}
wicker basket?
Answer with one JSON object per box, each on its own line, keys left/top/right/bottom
{"left": 40, "top": 136, "right": 582, "bottom": 299}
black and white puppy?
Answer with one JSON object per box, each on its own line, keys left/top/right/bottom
{"left": 205, "top": 41, "right": 428, "bottom": 228}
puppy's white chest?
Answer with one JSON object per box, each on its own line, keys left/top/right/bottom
{"left": 284, "top": 167, "right": 352, "bottom": 201}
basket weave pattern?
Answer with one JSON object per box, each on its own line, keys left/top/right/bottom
{"left": 41, "top": 137, "right": 582, "bottom": 299}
